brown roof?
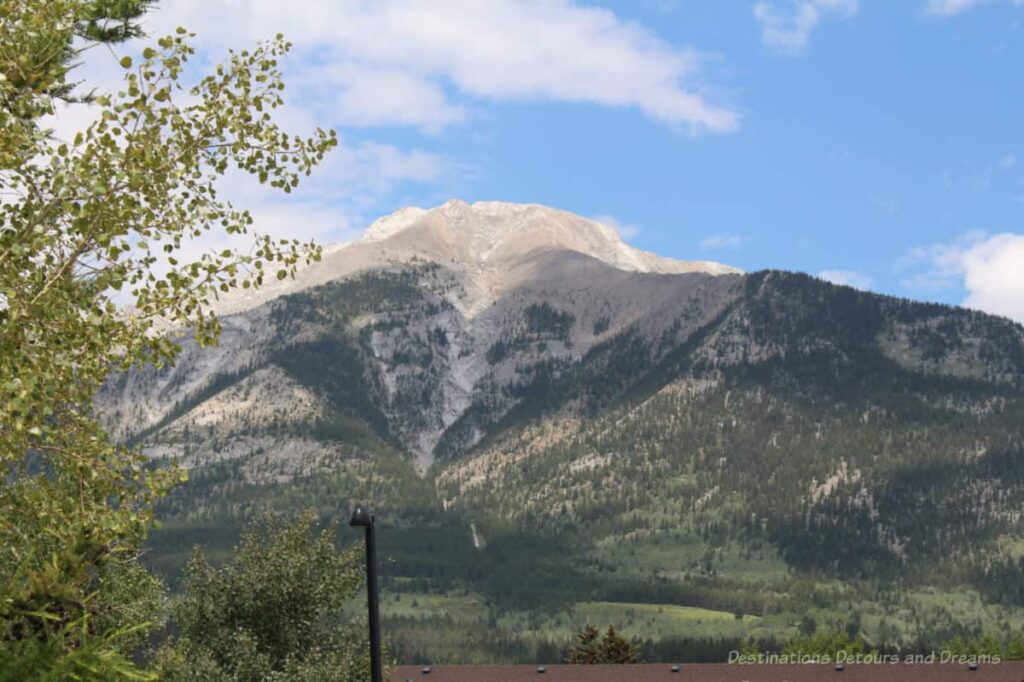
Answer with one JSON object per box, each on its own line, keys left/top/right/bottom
{"left": 390, "top": 662, "right": 1024, "bottom": 682}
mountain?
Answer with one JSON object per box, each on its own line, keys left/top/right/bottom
{"left": 100, "top": 200, "right": 741, "bottom": 470}
{"left": 211, "top": 200, "right": 739, "bottom": 318}
{"left": 97, "top": 200, "right": 1024, "bottom": 663}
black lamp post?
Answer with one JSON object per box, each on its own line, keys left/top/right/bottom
{"left": 350, "top": 504, "right": 382, "bottom": 682}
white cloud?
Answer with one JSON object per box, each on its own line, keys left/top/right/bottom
{"left": 753, "top": 0, "right": 858, "bottom": 55}
{"left": 900, "top": 232, "right": 1024, "bottom": 323}
{"left": 700, "top": 233, "right": 745, "bottom": 249}
{"left": 329, "top": 67, "right": 466, "bottom": 130}
{"left": 926, "top": 0, "right": 1024, "bottom": 15}
{"left": 45, "top": 1, "right": 738, "bottom": 265}
{"left": 47, "top": 94, "right": 447, "bottom": 250}
{"left": 44, "top": 17, "right": 455, "bottom": 250}
{"left": 143, "top": 0, "right": 738, "bottom": 133}
{"left": 42, "top": 102, "right": 101, "bottom": 143}
{"left": 215, "top": 138, "right": 448, "bottom": 244}
{"left": 898, "top": 232, "right": 980, "bottom": 291}
{"left": 592, "top": 214, "right": 641, "bottom": 240}
{"left": 818, "top": 269, "right": 874, "bottom": 290}
{"left": 926, "top": 0, "right": 987, "bottom": 15}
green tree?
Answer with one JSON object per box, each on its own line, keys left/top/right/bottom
{"left": 799, "top": 614, "right": 817, "bottom": 637}
{"left": 0, "top": 0, "right": 335, "bottom": 676}
{"left": 1004, "top": 632, "right": 1024, "bottom": 661}
{"left": 1, "top": 0, "right": 155, "bottom": 115}
{"left": 599, "top": 626, "right": 640, "bottom": 664}
{"left": 566, "top": 624, "right": 640, "bottom": 664}
{"left": 782, "top": 629, "right": 865, "bottom": 659}
{"left": 154, "top": 511, "right": 372, "bottom": 681}
{"left": 565, "top": 624, "right": 601, "bottom": 664}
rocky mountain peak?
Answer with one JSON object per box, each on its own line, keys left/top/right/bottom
{"left": 214, "top": 200, "right": 739, "bottom": 316}
{"left": 360, "top": 199, "right": 741, "bottom": 277}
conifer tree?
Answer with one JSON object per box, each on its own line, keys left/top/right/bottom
{"left": 565, "top": 625, "right": 601, "bottom": 664}
{"left": 599, "top": 626, "right": 640, "bottom": 664}
{"left": 565, "top": 624, "right": 640, "bottom": 664}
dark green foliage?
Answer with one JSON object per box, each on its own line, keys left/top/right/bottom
{"left": 486, "top": 339, "right": 510, "bottom": 363}
{"left": 308, "top": 412, "right": 393, "bottom": 454}
{"left": 597, "top": 626, "right": 640, "bottom": 664}
{"left": 483, "top": 303, "right": 575, "bottom": 367}
{"left": 270, "top": 269, "right": 431, "bottom": 327}
{"left": 475, "top": 526, "right": 591, "bottom": 612}
{"left": 273, "top": 337, "right": 391, "bottom": 442}
{"left": 0, "top": 623, "right": 148, "bottom": 682}
{"left": 265, "top": 266, "right": 463, "bottom": 452}
{"left": 638, "top": 635, "right": 781, "bottom": 664}
{"left": 155, "top": 511, "right": 372, "bottom": 681}
{"left": 565, "top": 625, "right": 640, "bottom": 664}
{"left": 431, "top": 326, "right": 449, "bottom": 347}
{"left": 524, "top": 302, "right": 575, "bottom": 337}
{"left": 0, "top": 560, "right": 167, "bottom": 682}
{"left": 76, "top": 0, "right": 157, "bottom": 44}
{"left": 138, "top": 267, "right": 1024, "bottom": 663}
{"left": 565, "top": 625, "right": 601, "bottom": 665}
{"left": 438, "top": 271, "right": 1024, "bottom": 597}
{"left": 977, "top": 557, "right": 1024, "bottom": 606}
{"left": 1, "top": 1, "right": 344, "bottom": 676}
{"left": 8, "top": 0, "right": 158, "bottom": 107}
{"left": 379, "top": 521, "right": 481, "bottom": 589}
{"left": 781, "top": 629, "right": 865, "bottom": 658}
{"left": 141, "top": 520, "right": 243, "bottom": 587}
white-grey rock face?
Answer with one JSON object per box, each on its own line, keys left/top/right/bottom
{"left": 99, "top": 201, "right": 742, "bottom": 473}
{"left": 359, "top": 200, "right": 738, "bottom": 276}
{"left": 214, "top": 200, "right": 740, "bottom": 317}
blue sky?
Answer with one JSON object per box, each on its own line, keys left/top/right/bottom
{"left": 59, "top": 0, "right": 1024, "bottom": 321}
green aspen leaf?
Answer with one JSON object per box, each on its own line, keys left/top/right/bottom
{"left": 0, "top": 16, "right": 332, "bottom": 667}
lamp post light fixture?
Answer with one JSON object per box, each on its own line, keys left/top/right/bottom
{"left": 350, "top": 504, "right": 382, "bottom": 682}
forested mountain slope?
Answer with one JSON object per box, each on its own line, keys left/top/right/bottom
{"left": 97, "top": 202, "right": 1024, "bottom": 661}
